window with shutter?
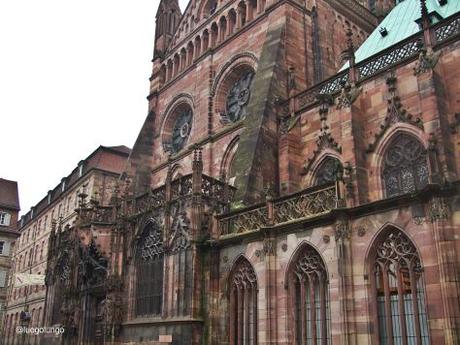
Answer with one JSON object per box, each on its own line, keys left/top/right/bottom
{"left": 0, "top": 212, "right": 11, "bottom": 226}
{"left": 0, "top": 270, "right": 7, "bottom": 287}
{"left": 4, "top": 241, "right": 10, "bottom": 255}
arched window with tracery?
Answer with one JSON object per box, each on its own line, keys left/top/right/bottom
{"left": 370, "top": 228, "right": 429, "bottom": 345}
{"left": 229, "top": 257, "right": 257, "bottom": 345}
{"left": 314, "top": 156, "right": 342, "bottom": 186}
{"left": 287, "top": 244, "right": 330, "bottom": 345}
{"left": 135, "top": 218, "right": 164, "bottom": 317}
{"left": 162, "top": 102, "right": 193, "bottom": 154}
{"left": 382, "top": 134, "right": 429, "bottom": 198}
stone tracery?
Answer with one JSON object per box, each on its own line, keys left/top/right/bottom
{"left": 382, "top": 134, "right": 429, "bottom": 198}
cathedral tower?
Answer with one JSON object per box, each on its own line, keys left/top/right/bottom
{"left": 154, "top": 0, "right": 182, "bottom": 59}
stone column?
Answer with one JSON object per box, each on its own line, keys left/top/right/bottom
{"left": 334, "top": 218, "right": 357, "bottom": 345}
{"left": 428, "top": 197, "right": 460, "bottom": 344}
{"left": 246, "top": 1, "right": 253, "bottom": 22}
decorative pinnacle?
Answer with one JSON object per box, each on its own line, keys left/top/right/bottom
{"left": 420, "top": 0, "right": 429, "bottom": 20}
{"left": 346, "top": 26, "right": 354, "bottom": 52}
{"left": 193, "top": 146, "right": 202, "bottom": 162}
{"left": 386, "top": 70, "right": 397, "bottom": 97}
{"left": 51, "top": 219, "right": 57, "bottom": 232}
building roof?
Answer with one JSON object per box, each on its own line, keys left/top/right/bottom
{"left": 106, "top": 145, "right": 132, "bottom": 155}
{"left": 342, "top": 0, "right": 460, "bottom": 69}
{"left": 18, "top": 145, "right": 131, "bottom": 228}
{"left": 0, "top": 178, "right": 20, "bottom": 211}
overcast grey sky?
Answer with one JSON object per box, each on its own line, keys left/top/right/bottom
{"left": 0, "top": 0, "right": 188, "bottom": 215}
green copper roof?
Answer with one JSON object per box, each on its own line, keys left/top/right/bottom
{"left": 341, "top": 0, "right": 460, "bottom": 70}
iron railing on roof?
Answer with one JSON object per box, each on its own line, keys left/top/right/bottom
{"left": 282, "top": 11, "right": 460, "bottom": 116}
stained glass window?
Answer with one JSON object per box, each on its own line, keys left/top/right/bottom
{"left": 135, "top": 218, "right": 164, "bottom": 317}
{"left": 315, "top": 157, "right": 343, "bottom": 186}
{"left": 229, "top": 257, "right": 257, "bottom": 345}
{"left": 372, "top": 228, "right": 429, "bottom": 345}
{"left": 169, "top": 108, "right": 193, "bottom": 154}
{"left": 289, "top": 245, "right": 331, "bottom": 345}
{"left": 226, "top": 72, "right": 255, "bottom": 122}
{"left": 382, "top": 135, "right": 428, "bottom": 198}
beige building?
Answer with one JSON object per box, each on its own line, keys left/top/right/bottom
{"left": 2, "top": 145, "right": 129, "bottom": 345}
{"left": 0, "top": 178, "right": 20, "bottom": 343}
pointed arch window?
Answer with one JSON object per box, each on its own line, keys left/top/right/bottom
{"left": 382, "top": 134, "right": 429, "bottom": 198}
{"left": 371, "top": 228, "right": 430, "bottom": 345}
{"left": 229, "top": 258, "right": 258, "bottom": 345}
{"left": 135, "top": 218, "right": 164, "bottom": 317}
{"left": 314, "top": 156, "right": 343, "bottom": 186}
{"left": 288, "top": 245, "right": 331, "bottom": 345}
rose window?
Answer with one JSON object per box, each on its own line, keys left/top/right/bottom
{"left": 168, "top": 108, "right": 193, "bottom": 154}
{"left": 225, "top": 72, "right": 255, "bottom": 122}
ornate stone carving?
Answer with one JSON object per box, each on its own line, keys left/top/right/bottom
{"left": 279, "top": 115, "right": 300, "bottom": 135}
{"left": 293, "top": 246, "right": 326, "bottom": 279}
{"left": 232, "top": 260, "right": 257, "bottom": 288}
{"left": 169, "top": 202, "right": 191, "bottom": 253}
{"left": 335, "top": 219, "right": 350, "bottom": 241}
{"left": 302, "top": 97, "right": 342, "bottom": 174}
{"left": 414, "top": 47, "right": 440, "bottom": 75}
{"left": 413, "top": 216, "right": 426, "bottom": 225}
{"left": 255, "top": 238, "right": 275, "bottom": 261}
{"left": 357, "top": 227, "right": 366, "bottom": 237}
{"left": 375, "top": 229, "right": 421, "bottom": 270}
{"left": 101, "top": 294, "right": 123, "bottom": 335}
{"left": 429, "top": 197, "right": 449, "bottom": 222}
{"left": 137, "top": 217, "right": 164, "bottom": 260}
{"left": 61, "top": 295, "right": 80, "bottom": 333}
{"left": 273, "top": 186, "right": 337, "bottom": 224}
{"left": 281, "top": 243, "right": 288, "bottom": 252}
{"left": 449, "top": 113, "right": 460, "bottom": 134}
{"left": 56, "top": 250, "right": 71, "bottom": 285}
{"left": 343, "top": 161, "right": 354, "bottom": 200}
{"left": 367, "top": 74, "right": 423, "bottom": 152}
{"left": 79, "top": 239, "right": 108, "bottom": 287}
{"left": 105, "top": 274, "right": 123, "bottom": 292}
{"left": 336, "top": 81, "right": 362, "bottom": 109}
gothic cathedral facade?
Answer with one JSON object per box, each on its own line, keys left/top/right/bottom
{"left": 25, "top": 0, "right": 460, "bottom": 345}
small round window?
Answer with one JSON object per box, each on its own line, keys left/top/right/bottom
{"left": 225, "top": 71, "right": 254, "bottom": 122}
{"left": 164, "top": 105, "right": 193, "bottom": 154}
